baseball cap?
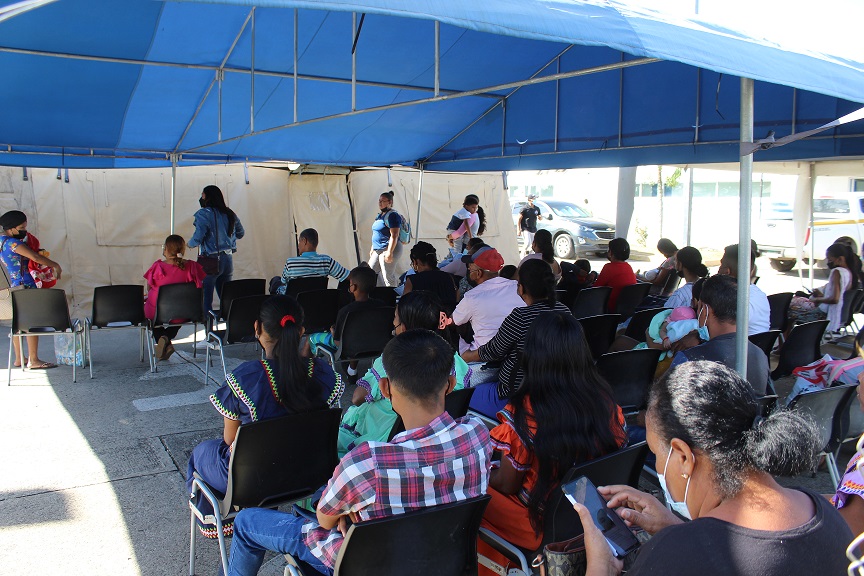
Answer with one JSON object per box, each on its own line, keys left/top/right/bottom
{"left": 461, "top": 245, "right": 505, "bottom": 272}
{"left": 526, "top": 194, "right": 537, "bottom": 199}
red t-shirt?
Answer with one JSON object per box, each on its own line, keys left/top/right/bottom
{"left": 594, "top": 261, "right": 637, "bottom": 312}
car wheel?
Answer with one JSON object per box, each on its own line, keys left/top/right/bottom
{"left": 554, "top": 234, "right": 576, "bottom": 259}
{"left": 769, "top": 258, "right": 796, "bottom": 272}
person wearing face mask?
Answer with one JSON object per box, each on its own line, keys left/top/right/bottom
{"left": 667, "top": 274, "right": 771, "bottom": 395}
{"left": 0, "top": 210, "right": 63, "bottom": 370}
{"left": 186, "top": 295, "right": 342, "bottom": 539}
{"left": 663, "top": 246, "right": 708, "bottom": 309}
{"left": 573, "top": 361, "right": 852, "bottom": 576}
{"left": 788, "top": 242, "right": 859, "bottom": 335}
{"left": 187, "top": 185, "right": 245, "bottom": 314}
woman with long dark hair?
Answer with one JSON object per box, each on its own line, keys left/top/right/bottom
{"left": 788, "top": 242, "right": 858, "bottom": 333}
{"left": 186, "top": 295, "right": 343, "bottom": 538}
{"left": 446, "top": 194, "right": 487, "bottom": 251}
{"left": 338, "top": 290, "right": 470, "bottom": 456}
{"left": 188, "top": 184, "right": 245, "bottom": 313}
{"left": 480, "top": 311, "right": 626, "bottom": 554}
{"left": 518, "top": 228, "right": 562, "bottom": 281}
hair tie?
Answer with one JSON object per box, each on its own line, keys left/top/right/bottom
{"left": 752, "top": 414, "right": 764, "bottom": 430}
{"left": 280, "top": 314, "right": 296, "bottom": 327}
{"left": 438, "top": 312, "right": 453, "bottom": 331}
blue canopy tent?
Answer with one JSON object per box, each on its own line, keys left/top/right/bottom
{"left": 1, "top": 0, "right": 863, "bottom": 375}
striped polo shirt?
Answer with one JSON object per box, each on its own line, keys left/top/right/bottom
{"left": 275, "top": 251, "right": 350, "bottom": 294}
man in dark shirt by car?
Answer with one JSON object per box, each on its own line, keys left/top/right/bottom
{"left": 516, "top": 195, "right": 544, "bottom": 257}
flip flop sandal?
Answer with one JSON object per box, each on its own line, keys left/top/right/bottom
{"left": 27, "top": 362, "right": 57, "bottom": 369}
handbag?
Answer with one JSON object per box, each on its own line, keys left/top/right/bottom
{"left": 533, "top": 535, "right": 587, "bottom": 576}
{"left": 196, "top": 209, "right": 220, "bottom": 275}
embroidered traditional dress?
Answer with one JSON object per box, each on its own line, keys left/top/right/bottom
{"left": 187, "top": 357, "right": 342, "bottom": 537}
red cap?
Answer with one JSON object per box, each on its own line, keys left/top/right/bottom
{"left": 466, "top": 246, "right": 504, "bottom": 272}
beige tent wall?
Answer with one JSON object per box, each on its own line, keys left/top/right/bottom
{"left": 348, "top": 168, "right": 518, "bottom": 272}
{"left": 0, "top": 165, "right": 512, "bottom": 318}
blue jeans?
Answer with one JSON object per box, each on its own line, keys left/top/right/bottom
{"left": 468, "top": 381, "right": 509, "bottom": 419}
{"left": 228, "top": 508, "right": 332, "bottom": 576}
{"left": 203, "top": 253, "right": 234, "bottom": 313}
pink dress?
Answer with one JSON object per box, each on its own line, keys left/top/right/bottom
{"left": 143, "top": 260, "right": 207, "bottom": 320}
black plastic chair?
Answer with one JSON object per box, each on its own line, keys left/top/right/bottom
{"left": 837, "top": 288, "right": 864, "bottom": 336}
{"left": 596, "top": 348, "right": 662, "bottom": 414}
{"left": 388, "top": 387, "right": 477, "bottom": 441}
{"left": 284, "top": 276, "right": 329, "bottom": 298}
{"left": 317, "top": 307, "right": 395, "bottom": 370}
{"left": 7, "top": 288, "right": 83, "bottom": 384}
{"left": 569, "top": 286, "right": 611, "bottom": 319}
{"left": 771, "top": 319, "right": 829, "bottom": 379}
{"left": 209, "top": 278, "right": 266, "bottom": 330}
{"left": 787, "top": 382, "right": 857, "bottom": 488}
{"left": 624, "top": 307, "right": 667, "bottom": 343}
{"left": 296, "top": 288, "right": 341, "bottom": 334}
{"left": 205, "top": 294, "right": 269, "bottom": 384}
{"left": 189, "top": 408, "right": 342, "bottom": 576}
{"left": 847, "top": 327, "right": 864, "bottom": 360}
{"left": 767, "top": 292, "right": 793, "bottom": 332}
{"left": 659, "top": 270, "right": 681, "bottom": 297}
{"left": 749, "top": 330, "right": 781, "bottom": 359}
{"left": 286, "top": 495, "right": 491, "bottom": 576}
{"left": 370, "top": 286, "right": 398, "bottom": 307}
{"left": 479, "top": 442, "right": 649, "bottom": 575}
{"left": 756, "top": 394, "right": 779, "bottom": 416}
{"left": 148, "top": 282, "right": 204, "bottom": 369}
{"left": 577, "top": 314, "right": 622, "bottom": 360}
{"left": 614, "top": 282, "right": 652, "bottom": 319}
{"left": 85, "top": 285, "right": 147, "bottom": 378}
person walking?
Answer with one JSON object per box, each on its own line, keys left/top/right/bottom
{"left": 369, "top": 191, "right": 403, "bottom": 287}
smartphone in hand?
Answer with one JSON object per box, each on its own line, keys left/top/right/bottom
{"left": 561, "top": 475, "right": 641, "bottom": 558}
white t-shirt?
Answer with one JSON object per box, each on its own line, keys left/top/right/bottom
{"left": 452, "top": 276, "right": 525, "bottom": 352}
{"left": 666, "top": 280, "right": 770, "bottom": 335}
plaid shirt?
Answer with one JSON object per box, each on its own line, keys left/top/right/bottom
{"left": 302, "top": 412, "right": 491, "bottom": 568}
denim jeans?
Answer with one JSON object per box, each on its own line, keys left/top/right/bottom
{"left": 467, "top": 381, "right": 509, "bottom": 419}
{"left": 228, "top": 508, "right": 332, "bottom": 576}
{"left": 203, "top": 253, "right": 234, "bottom": 313}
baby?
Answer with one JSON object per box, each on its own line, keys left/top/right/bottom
{"left": 635, "top": 306, "right": 698, "bottom": 359}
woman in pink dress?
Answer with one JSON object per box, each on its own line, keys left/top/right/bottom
{"left": 144, "top": 234, "right": 206, "bottom": 360}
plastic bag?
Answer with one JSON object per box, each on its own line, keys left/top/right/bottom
{"left": 54, "top": 333, "right": 87, "bottom": 367}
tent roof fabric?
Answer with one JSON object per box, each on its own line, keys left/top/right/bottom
{"left": 0, "top": 0, "right": 862, "bottom": 169}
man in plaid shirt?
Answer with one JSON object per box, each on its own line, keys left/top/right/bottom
{"left": 227, "top": 329, "right": 492, "bottom": 575}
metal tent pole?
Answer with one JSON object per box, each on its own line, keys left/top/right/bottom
{"left": 170, "top": 154, "right": 178, "bottom": 234}
{"left": 809, "top": 162, "right": 816, "bottom": 290}
{"left": 736, "top": 78, "right": 754, "bottom": 377}
{"left": 415, "top": 167, "right": 424, "bottom": 241}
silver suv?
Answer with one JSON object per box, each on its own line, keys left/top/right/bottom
{"left": 511, "top": 199, "right": 616, "bottom": 259}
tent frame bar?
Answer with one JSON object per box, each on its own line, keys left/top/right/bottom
{"left": 0, "top": 46, "right": 503, "bottom": 100}
{"left": 294, "top": 9, "right": 299, "bottom": 123}
{"left": 736, "top": 77, "right": 754, "bottom": 378}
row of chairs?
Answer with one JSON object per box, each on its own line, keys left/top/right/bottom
{"left": 562, "top": 282, "right": 652, "bottom": 320}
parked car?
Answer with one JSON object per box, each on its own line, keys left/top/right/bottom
{"left": 756, "top": 194, "right": 864, "bottom": 272}
{"left": 511, "top": 198, "right": 615, "bottom": 259}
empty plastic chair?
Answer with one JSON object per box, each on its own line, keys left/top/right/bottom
{"left": 569, "top": 286, "right": 611, "bottom": 319}
{"left": 577, "top": 314, "right": 622, "bottom": 360}
{"left": 210, "top": 278, "right": 265, "bottom": 330}
{"left": 614, "top": 282, "right": 652, "bottom": 320}
{"left": 317, "top": 307, "right": 395, "bottom": 371}
{"left": 767, "top": 292, "right": 793, "bottom": 332}
{"left": 85, "top": 285, "right": 147, "bottom": 378}
{"left": 596, "top": 348, "right": 662, "bottom": 414}
{"left": 772, "top": 319, "right": 829, "bottom": 379}
{"left": 205, "top": 294, "right": 269, "bottom": 384}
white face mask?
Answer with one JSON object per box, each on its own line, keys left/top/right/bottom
{"left": 657, "top": 446, "right": 693, "bottom": 520}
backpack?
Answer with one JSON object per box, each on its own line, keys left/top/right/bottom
{"left": 386, "top": 210, "right": 412, "bottom": 245}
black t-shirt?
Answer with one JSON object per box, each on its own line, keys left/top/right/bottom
{"left": 672, "top": 333, "right": 771, "bottom": 396}
{"left": 407, "top": 269, "right": 458, "bottom": 307}
{"left": 333, "top": 298, "right": 386, "bottom": 341}
{"left": 627, "top": 487, "right": 852, "bottom": 576}
{"left": 519, "top": 205, "right": 542, "bottom": 233}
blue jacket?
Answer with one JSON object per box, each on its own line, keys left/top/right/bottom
{"left": 188, "top": 208, "right": 245, "bottom": 255}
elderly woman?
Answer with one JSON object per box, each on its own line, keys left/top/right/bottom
{"left": 574, "top": 361, "right": 852, "bottom": 576}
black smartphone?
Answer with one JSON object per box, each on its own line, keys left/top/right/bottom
{"left": 561, "top": 475, "right": 640, "bottom": 558}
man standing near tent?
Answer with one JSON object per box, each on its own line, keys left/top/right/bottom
{"left": 516, "top": 195, "right": 543, "bottom": 258}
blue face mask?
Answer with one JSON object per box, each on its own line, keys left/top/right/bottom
{"left": 657, "top": 446, "right": 693, "bottom": 520}
{"left": 696, "top": 305, "right": 710, "bottom": 341}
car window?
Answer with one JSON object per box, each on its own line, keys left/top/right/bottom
{"left": 813, "top": 199, "right": 850, "bottom": 214}
{"left": 546, "top": 201, "right": 590, "bottom": 218}
{"left": 536, "top": 202, "right": 552, "bottom": 217}
{"left": 511, "top": 202, "right": 526, "bottom": 215}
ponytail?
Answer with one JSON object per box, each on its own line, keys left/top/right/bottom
{"left": 744, "top": 409, "right": 820, "bottom": 477}
{"left": 476, "top": 206, "right": 486, "bottom": 236}
{"left": 258, "top": 296, "right": 325, "bottom": 413}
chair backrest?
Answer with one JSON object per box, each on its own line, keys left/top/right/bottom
{"left": 757, "top": 394, "right": 779, "bottom": 416}
{"left": 595, "top": 348, "right": 662, "bottom": 412}
{"left": 388, "top": 387, "right": 477, "bottom": 441}
{"left": 370, "top": 286, "right": 398, "bottom": 307}
{"left": 787, "top": 383, "right": 857, "bottom": 454}
{"left": 841, "top": 288, "right": 864, "bottom": 329}
{"left": 224, "top": 295, "right": 269, "bottom": 344}
{"left": 91, "top": 285, "right": 146, "bottom": 327}
{"left": 659, "top": 270, "right": 681, "bottom": 297}
{"left": 569, "top": 286, "right": 611, "bottom": 319}
{"left": 624, "top": 307, "right": 667, "bottom": 342}
{"left": 339, "top": 306, "right": 395, "bottom": 359}
{"left": 333, "top": 495, "right": 491, "bottom": 576}
{"left": 153, "top": 282, "right": 204, "bottom": 325}
{"left": 297, "top": 289, "right": 341, "bottom": 334}
{"left": 543, "top": 442, "right": 650, "bottom": 546}
{"left": 748, "top": 330, "right": 781, "bottom": 358}
{"left": 614, "top": 283, "right": 652, "bottom": 319}
{"left": 218, "top": 278, "right": 266, "bottom": 320}
{"left": 285, "top": 276, "right": 329, "bottom": 298}
{"left": 577, "top": 314, "right": 622, "bottom": 360}
{"left": 11, "top": 288, "right": 73, "bottom": 333}
{"left": 226, "top": 409, "right": 342, "bottom": 510}
{"left": 767, "top": 292, "right": 793, "bottom": 332}
{"left": 772, "top": 319, "right": 829, "bottom": 379}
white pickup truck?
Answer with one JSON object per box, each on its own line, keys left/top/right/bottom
{"left": 756, "top": 194, "right": 864, "bottom": 272}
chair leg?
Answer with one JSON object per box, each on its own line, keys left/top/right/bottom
{"left": 86, "top": 325, "right": 93, "bottom": 379}
{"left": 204, "top": 339, "right": 210, "bottom": 385}
{"left": 219, "top": 344, "right": 227, "bottom": 382}
{"left": 72, "top": 333, "right": 77, "bottom": 383}
{"left": 827, "top": 452, "right": 841, "bottom": 490}
{"left": 147, "top": 328, "right": 157, "bottom": 373}
{"left": 215, "top": 518, "right": 229, "bottom": 576}
{"left": 192, "top": 323, "right": 197, "bottom": 359}
{"left": 189, "top": 507, "right": 197, "bottom": 576}
{"left": 7, "top": 331, "right": 12, "bottom": 386}
{"left": 139, "top": 327, "right": 145, "bottom": 363}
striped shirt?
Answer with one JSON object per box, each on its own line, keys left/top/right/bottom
{"left": 477, "top": 300, "right": 571, "bottom": 399}
{"left": 276, "top": 251, "right": 350, "bottom": 294}
{"left": 302, "top": 412, "right": 491, "bottom": 568}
